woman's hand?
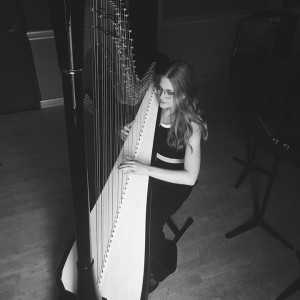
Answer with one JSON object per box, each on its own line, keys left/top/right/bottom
{"left": 118, "top": 156, "right": 149, "bottom": 175}
{"left": 119, "top": 120, "right": 135, "bottom": 141}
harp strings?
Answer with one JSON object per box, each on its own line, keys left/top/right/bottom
{"left": 91, "top": 0, "right": 101, "bottom": 280}
{"left": 88, "top": 0, "right": 154, "bottom": 285}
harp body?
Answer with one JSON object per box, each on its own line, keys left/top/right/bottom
{"left": 49, "top": 0, "right": 158, "bottom": 299}
{"left": 62, "top": 86, "right": 158, "bottom": 299}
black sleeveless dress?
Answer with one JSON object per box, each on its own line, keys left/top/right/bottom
{"left": 149, "top": 121, "right": 195, "bottom": 282}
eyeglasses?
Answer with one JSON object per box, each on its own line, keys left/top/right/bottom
{"left": 156, "top": 87, "right": 175, "bottom": 99}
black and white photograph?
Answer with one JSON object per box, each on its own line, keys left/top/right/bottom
{"left": 1, "top": 0, "right": 300, "bottom": 299}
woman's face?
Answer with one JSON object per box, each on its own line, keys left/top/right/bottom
{"left": 158, "top": 76, "right": 175, "bottom": 112}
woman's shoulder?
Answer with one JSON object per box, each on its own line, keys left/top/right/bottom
{"left": 190, "top": 121, "right": 201, "bottom": 135}
{"left": 190, "top": 118, "right": 208, "bottom": 139}
{"left": 189, "top": 120, "right": 208, "bottom": 142}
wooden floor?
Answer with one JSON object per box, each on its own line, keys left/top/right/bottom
{"left": 1, "top": 78, "right": 300, "bottom": 300}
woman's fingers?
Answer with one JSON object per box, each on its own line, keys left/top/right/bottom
{"left": 118, "top": 157, "right": 135, "bottom": 172}
{"left": 119, "top": 120, "right": 136, "bottom": 141}
{"left": 120, "top": 128, "right": 129, "bottom": 141}
{"left": 118, "top": 157, "right": 146, "bottom": 176}
{"left": 120, "top": 128, "right": 129, "bottom": 135}
{"left": 118, "top": 163, "right": 135, "bottom": 175}
{"left": 123, "top": 120, "right": 136, "bottom": 134}
{"left": 119, "top": 161, "right": 135, "bottom": 169}
{"left": 128, "top": 119, "right": 136, "bottom": 127}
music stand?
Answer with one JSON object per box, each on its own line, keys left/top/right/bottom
{"left": 225, "top": 116, "right": 300, "bottom": 299}
{"left": 226, "top": 137, "right": 294, "bottom": 250}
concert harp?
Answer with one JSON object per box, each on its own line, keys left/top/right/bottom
{"left": 48, "top": 0, "right": 159, "bottom": 299}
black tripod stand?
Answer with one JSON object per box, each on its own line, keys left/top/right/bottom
{"left": 226, "top": 138, "right": 294, "bottom": 250}
{"left": 226, "top": 117, "right": 300, "bottom": 299}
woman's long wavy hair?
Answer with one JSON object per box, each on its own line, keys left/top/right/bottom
{"left": 156, "top": 60, "right": 208, "bottom": 151}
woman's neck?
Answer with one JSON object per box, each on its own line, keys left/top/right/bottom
{"left": 161, "top": 108, "right": 175, "bottom": 125}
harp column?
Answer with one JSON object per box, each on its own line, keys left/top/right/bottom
{"left": 61, "top": 67, "right": 99, "bottom": 300}
{"left": 48, "top": 0, "right": 99, "bottom": 299}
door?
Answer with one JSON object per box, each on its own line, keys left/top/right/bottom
{"left": 0, "top": 0, "right": 41, "bottom": 114}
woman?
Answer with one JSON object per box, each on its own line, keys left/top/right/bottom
{"left": 119, "top": 60, "right": 208, "bottom": 292}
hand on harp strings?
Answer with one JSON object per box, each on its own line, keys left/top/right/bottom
{"left": 118, "top": 156, "right": 149, "bottom": 176}
{"left": 119, "top": 119, "right": 136, "bottom": 141}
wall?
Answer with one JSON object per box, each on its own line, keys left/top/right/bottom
{"left": 162, "top": 0, "right": 256, "bottom": 18}
{"left": 158, "top": 12, "right": 248, "bottom": 80}
{"left": 20, "top": 0, "right": 300, "bottom": 100}
{"left": 0, "top": 1, "right": 41, "bottom": 114}
{"left": 27, "top": 31, "right": 63, "bottom": 107}
{"left": 22, "top": 0, "right": 63, "bottom": 107}
{"left": 158, "top": 2, "right": 300, "bottom": 80}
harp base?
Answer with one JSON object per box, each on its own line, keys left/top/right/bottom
{"left": 58, "top": 290, "right": 76, "bottom": 300}
{"left": 58, "top": 260, "right": 100, "bottom": 300}
{"left": 76, "top": 259, "right": 99, "bottom": 300}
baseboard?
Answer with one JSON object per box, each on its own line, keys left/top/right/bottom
{"left": 27, "top": 30, "right": 54, "bottom": 41}
{"left": 41, "top": 98, "right": 64, "bottom": 109}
